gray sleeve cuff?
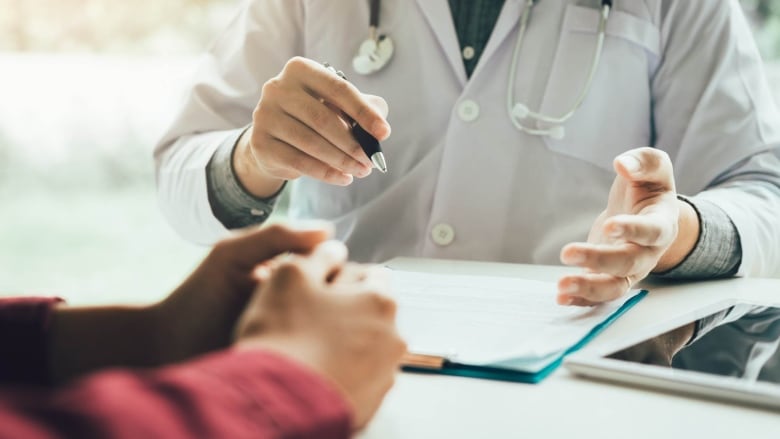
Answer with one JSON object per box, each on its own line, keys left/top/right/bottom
{"left": 206, "top": 128, "right": 286, "bottom": 229}
{"left": 654, "top": 195, "right": 742, "bottom": 280}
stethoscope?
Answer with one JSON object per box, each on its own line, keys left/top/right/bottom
{"left": 352, "top": 0, "right": 396, "bottom": 75}
{"left": 353, "top": 0, "right": 612, "bottom": 139}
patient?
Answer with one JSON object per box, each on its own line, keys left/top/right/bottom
{"left": 0, "top": 223, "right": 405, "bottom": 438}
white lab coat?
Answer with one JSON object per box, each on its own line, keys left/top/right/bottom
{"left": 155, "top": 0, "right": 780, "bottom": 275}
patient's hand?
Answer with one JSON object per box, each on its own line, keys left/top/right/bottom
{"left": 235, "top": 241, "right": 406, "bottom": 432}
{"left": 157, "top": 222, "right": 333, "bottom": 362}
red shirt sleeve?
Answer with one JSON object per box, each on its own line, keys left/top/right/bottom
{"left": 0, "top": 349, "right": 353, "bottom": 439}
{"left": 0, "top": 297, "right": 63, "bottom": 385}
{"left": 0, "top": 298, "right": 353, "bottom": 438}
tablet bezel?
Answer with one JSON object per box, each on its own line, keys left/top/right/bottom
{"left": 564, "top": 300, "right": 780, "bottom": 412}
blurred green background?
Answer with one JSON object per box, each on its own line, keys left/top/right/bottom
{"left": 1, "top": 0, "right": 779, "bottom": 305}
{"left": 0, "top": 0, "right": 239, "bottom": 304}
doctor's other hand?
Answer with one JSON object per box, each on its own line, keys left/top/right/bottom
{"left": 234, "top": 56, "right": 391, "bottom": 198}
{"left": 558, "top": 148, "right": 700, "bottom": 306}
{"left": 235, "top": 241, "right": 405, "bottom": 432}
{"left": 156, "top": 222, "right": 333, "bottom": 364}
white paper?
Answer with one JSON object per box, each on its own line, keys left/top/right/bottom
{"left": 389, "top": 270, "right": 640, "bottom": 369}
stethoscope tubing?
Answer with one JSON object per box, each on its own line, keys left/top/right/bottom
{"left": 506, "top": 0, "right": 612, "bottom": 136}
{"left": 369, "top": 0, "right": 381, "bottom": 40}
{"left": 362, "top": 0, "right": 612, "bottom": 137}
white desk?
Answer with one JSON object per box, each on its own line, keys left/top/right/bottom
{"left": 361, "top": 258, "right": 780, "bottom": 439}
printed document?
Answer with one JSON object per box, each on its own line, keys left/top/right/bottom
{"left": 389, "top": 270, "right": 641, "bottom": 371}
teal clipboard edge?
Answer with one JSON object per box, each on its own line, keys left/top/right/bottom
{"left": 402, "top": 290, "right": 649, "bottom": 384}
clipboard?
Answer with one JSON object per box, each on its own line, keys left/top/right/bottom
{"left": 401, "top": 290, "right": 648, "bottom": 383}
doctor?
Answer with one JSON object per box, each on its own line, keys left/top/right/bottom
{"left": 156, "top": 0, "right": 780, "bottom": 305}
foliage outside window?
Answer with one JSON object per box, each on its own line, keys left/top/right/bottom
{"left": 743, "top": 0, "right": 780, "bottom": 60}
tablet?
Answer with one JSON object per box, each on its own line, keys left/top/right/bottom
{"left": 565, "top": 302, "right": 780, "bottom": 411}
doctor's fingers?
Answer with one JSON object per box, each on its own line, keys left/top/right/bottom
{"left": 614, "top": 147, "right": 676, "bottom": 192}
{"left": 557, "top": 273, "right": 633, "bottom": 305}
{"left": 274, "top": 91, "right": 373, "bottom": 169}
{"left": 264, "top": 109, "right": 371, "bottom": 177}
{"left": 603, "top": 213, "right": 678, "bottom": 247}
{"left": 258, "top": 137, "right": 354, "bottom": 185}
{"left": 280, "top": 57, "right": 391, "bottom": 141}
{"left": 560, "top": 242, "right": 657, "bottom": 278}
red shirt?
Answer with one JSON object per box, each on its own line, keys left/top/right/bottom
{"left": 0, "top": 298, "right": 352, "bottom": 438}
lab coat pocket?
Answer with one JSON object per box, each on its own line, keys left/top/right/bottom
{"left": 538, "top": 5, "right": 660, "bottom": 171}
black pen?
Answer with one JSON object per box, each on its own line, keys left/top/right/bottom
{"left": 323, "top": 63, "right": 388, "bottom": 173}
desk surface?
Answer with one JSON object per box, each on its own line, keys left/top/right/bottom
{"left": 361, "top": 258, "right": 780, "bottom": 439}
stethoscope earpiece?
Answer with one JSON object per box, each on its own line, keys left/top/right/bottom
{"left": 511, "top": 103, "right": 531, "bottom": 120}
{"left": 547, "top": 125, "right": 566, "bottom": 140}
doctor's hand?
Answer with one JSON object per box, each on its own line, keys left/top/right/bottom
{"left": 235, "top": 241, "right": 405, "bottom": 432}
{"left": 155, "top": 222, "right": 333, "bottom": 363}
{"left": 234, "top": 56, "right": 391, "bottom": 198}
{"left": 557, "top": 148, "right": 700, "bottom": 306}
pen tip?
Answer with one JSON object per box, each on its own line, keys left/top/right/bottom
{"left": 371, "top": 152, "right": 388, "bottom": 174}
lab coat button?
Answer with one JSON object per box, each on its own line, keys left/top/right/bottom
{"left": 431, "top": 223, "right": 455, "bottom": 246}
{"left": 458, "top": 100, "right": 480, "bottom": 122}
{"left": 462, "top": 46, "right": 475, "bottom": 60}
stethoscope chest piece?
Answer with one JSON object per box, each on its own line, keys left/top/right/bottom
{"left": 353, "top": 0, "right": 394, "bottom": 75}
{"left": 353, "top": 34, "right": 394, "bottom": 75}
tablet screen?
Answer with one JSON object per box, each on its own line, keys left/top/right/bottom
{"left": 605, "top": 303, "right": 780, "bottom": 386}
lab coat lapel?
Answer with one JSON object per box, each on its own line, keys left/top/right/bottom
{"left": 469, "top": 0, "right": 524, "bottom": 80}
{"left": 413, "top": 0, "right": 467, "bottom": 86}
